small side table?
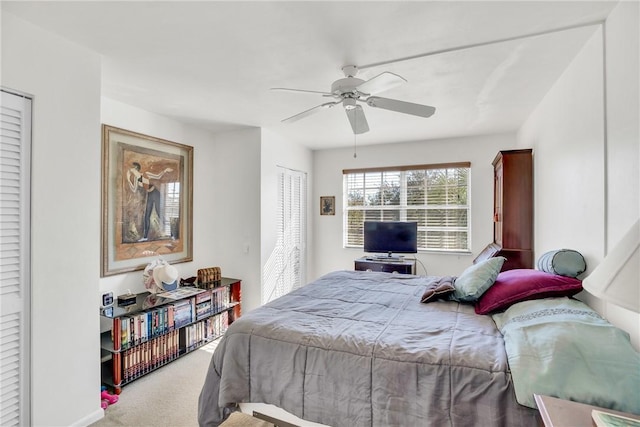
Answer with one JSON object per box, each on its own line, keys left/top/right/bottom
{"left": 534, "top": 394, "right": 640, "bottom": 427}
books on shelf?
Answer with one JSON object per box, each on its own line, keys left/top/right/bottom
{"left": 113, "top": 305, "right": 177, "bottom": 350}
{"left": 112, "top": 286, "right": 234, "bottom": 349}
{"left": 180, "top": 311, "right": 229, "bottom": 352}
{"left": 118, "top": 319, "right": 234, "bottom": 383}
{"left": 121, "top": 330, "right": 180, "bottom": 383}
{"left": 212, "top": 286, "right": 230, "bottom": 312}
{"left": 172, "top": 299, "right": 193, "bottom": 329}
{"left": 104, "top": 279, "right": 240, "bottom": 389}
{"left": 195, "top": 289, "right": 213, "bottom": 320}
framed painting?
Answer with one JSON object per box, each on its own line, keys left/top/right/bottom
{"left": 320, "top": 196, "right": 335, "bottom": 215}
{"left": 101, "top": 125, "right": 193, "bottom": 276}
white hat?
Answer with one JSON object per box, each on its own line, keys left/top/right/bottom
{"left": 153, "top": 262, "right": 179, "bottom": 291}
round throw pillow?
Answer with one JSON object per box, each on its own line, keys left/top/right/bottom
{"left": 537, "top": 249, "right": 586, "bottom": 278}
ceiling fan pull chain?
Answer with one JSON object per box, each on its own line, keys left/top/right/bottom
{"left": 353, "top": 113, "right": 358, "bottom": 158}
{"left": 353, "top": 134, "right": 357, "bottom": 158}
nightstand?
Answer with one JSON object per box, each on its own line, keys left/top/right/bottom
{"left": 534, "top": 394, "right": 640, "bottom": 426}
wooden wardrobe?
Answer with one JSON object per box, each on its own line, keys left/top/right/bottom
{"left": 475, "top": 149, "right": 533, "bottom": 271}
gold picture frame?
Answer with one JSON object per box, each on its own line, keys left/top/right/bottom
{"left": 320, "top": 196, "right": 335, "bottom": 216}
{"left": 101, "top": 125, "right": 193, "bottom": 276}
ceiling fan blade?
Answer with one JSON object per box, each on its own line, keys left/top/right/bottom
{"left": 366, "top": 96, "right": 436, "bottom": 118}
{"left": 271, "top": 87, "right": 333, "bottom": 97}
{"left": 356, "top": 72, "right": 407, "bottom": 95}
{"left": 345, "top": 105, "right": 370, "bottom": 134}
{"left": 281, "top": 101, "right": 340, "bottom": 123}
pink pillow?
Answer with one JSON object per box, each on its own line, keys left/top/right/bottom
{"left": 475, "top": 269, "right": 583, "bottom": 315}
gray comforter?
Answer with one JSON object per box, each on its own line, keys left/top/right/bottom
{"left": 198, "top": 270, "right": 538, "bottom": 426}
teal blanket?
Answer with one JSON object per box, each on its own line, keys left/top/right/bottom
{"left": 492, "top": 297, "right": 640, "bottom": 414}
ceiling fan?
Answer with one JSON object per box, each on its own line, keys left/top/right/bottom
{"left": 272, "top": 65, "right": 436, "bottom": 134}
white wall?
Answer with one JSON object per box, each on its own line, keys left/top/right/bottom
{"left": 2, "top": 12, "right": 103, "bottom": 426}
{"left": 260, "top": 129, "right": 314, "bottom": 301}
{"left": 518, "top": 1, "right": 639, "bottom": 348}
{"left": 519, "top": 29, "right": 605, "bottom": 271}
{"left": 605, "top": 1, "right": 640, "bottom": 244}
{"left": 312, "top": 133, "right": 519, "bottom": 279}
{"left": 601, "top": 0, "right": 640, "bottom": 346}
{"left": 209, "top": 127, "right": 262, "bottom": 313}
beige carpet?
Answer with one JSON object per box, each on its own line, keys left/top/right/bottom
{"left": 219, "top": 412, "right": 274, "bottom": 427}
{"left": 91, "top": 340, "right": 219, "bottom": 427}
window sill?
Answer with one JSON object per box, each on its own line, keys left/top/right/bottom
{"left": 417, "top": 250, "right": 473, "bottom": 256}
{"left": 345, "top": 247, "right": 472, "bottom": 256}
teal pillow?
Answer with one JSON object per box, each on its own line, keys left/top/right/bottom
{"left": 492, "top": 298, "right": 640, "bottom": 414}
{"left": 537, "top": 249, "right": 586, "bottom": 278}
{"left": 451, "top": 257, "right": 506, "bottom": 302}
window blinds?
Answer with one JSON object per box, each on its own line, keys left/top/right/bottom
{"left": 343, "top": 163, "right": 470, "bottom": 252}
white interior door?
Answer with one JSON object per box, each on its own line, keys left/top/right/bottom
{"left": 0, "top": 89, "right": 32, "bottom": 427}
{"left": 263, "top": 166, "right": 307, "bottom": 303}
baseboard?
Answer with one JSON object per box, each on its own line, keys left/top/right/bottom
{"left": 71, "top": 407, "right": 104, "bottom": 427}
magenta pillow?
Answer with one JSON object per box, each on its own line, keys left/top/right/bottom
{"left": 475, "top": 269, "right": 583, "bottom": 315}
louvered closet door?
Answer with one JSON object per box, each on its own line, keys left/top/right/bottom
{"left": 263, "top": 167, "right": 307, "bottom": 304}
{"left": 0, "top": 90, "right": 32, "bottom": 427}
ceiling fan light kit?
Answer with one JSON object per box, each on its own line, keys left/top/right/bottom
{"left": 346, "top": 105, "right": 369, "bottom": 134}
{"left": 342, "top": 98, "right": 357, "bottom": 110}
{"left": 273, "top": 64, "right": 436, "bottom": 135}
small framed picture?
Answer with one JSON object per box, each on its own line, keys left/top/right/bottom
{"left": 320, "top": 196, "right": 335, "bottom": 216}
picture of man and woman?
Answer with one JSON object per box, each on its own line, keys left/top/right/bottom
{"left": 102, "top": 124, "right": 193, "bottom": 276}
{"left": 121, "top": 150, "right": 180, "bottom": 244}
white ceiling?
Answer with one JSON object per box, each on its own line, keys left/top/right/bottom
{"left": 2, "top": 1, "right": 617, "bottom": 150}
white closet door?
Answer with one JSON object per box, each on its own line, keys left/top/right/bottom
{"left": 263, "top": 167, "right": 307, "bottom": 304}
{"left": 0, "top": 89, "right": 32, "bottom": 427}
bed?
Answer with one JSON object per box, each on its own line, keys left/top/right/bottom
{"left": 198, "top": 268, "right": 640, "bottom": 427}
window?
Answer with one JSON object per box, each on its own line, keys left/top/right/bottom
{"left": 162, "top": 182, "right": 180, "bottom": 238}
{"left": 343, "top": 162, "right": 470, "bottom": 252}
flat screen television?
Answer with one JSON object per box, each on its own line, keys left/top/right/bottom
{"left": 363, "top": 221, "right": 418, "bottom": 258}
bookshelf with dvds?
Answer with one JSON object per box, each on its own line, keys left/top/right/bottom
{"left": 100, "top": 277, "right": 241, "bottom": 393}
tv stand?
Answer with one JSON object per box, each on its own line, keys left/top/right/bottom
{"left": 354, "top": 257, "right": 416, "bottom": 275}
